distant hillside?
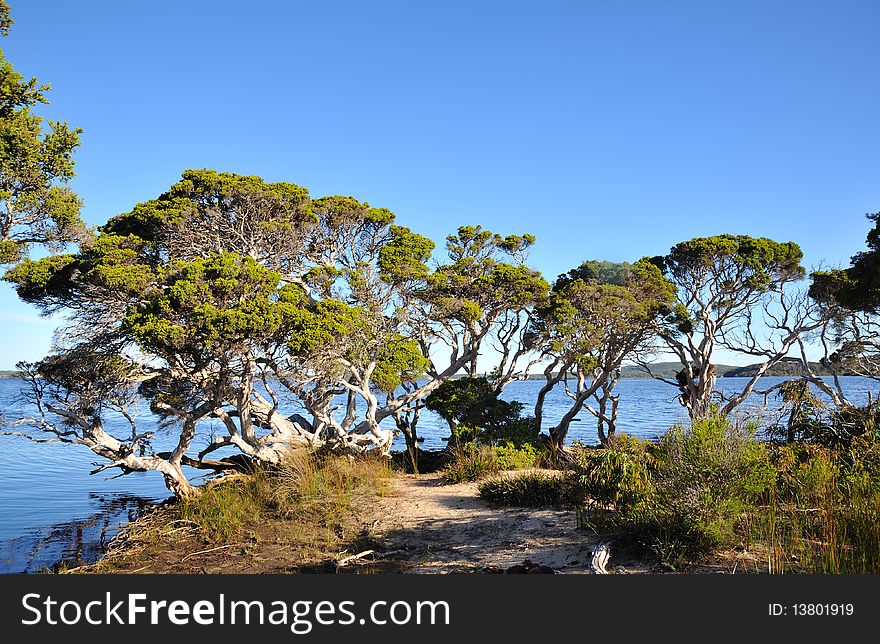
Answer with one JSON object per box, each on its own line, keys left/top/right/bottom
{"left": 722, "top": 358, "right": 850, "bottom": 378}
{"left": 619, "top": 358, "right": 859, "bottom": 379}
{"left": 620, "top": 363, "right": 738, "bottom": 379}
{"left": 0, "top": 370, "right": 22, "bottom": 378}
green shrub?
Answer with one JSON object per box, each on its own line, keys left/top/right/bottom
{"left": 575, "top": 436, "right": 653, "bottom": 514}
{"left": 620, "top": 415, "right": 775, "bottom": 568}
{"left": 493, "top": 441, "right": 541, "bottom": 470}
{"left": 478, "top": 472, "right": 577, "bottom": 507}
{"left": 440, "top": 445, "right": 499, "bottom": 483}
{"left": 483, "top": 416, "right": 541, "bottom": 448}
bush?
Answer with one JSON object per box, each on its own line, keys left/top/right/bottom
{"left": 440, "top": 445, "right": 499, "bottom": 483}
{"left": 483, "top": 416, "right": 541, "bottom": 448}
{"left": 619, "top": 415, "right": 775, "bottom": 568}
{"left": 440, "top": 441, "right": 547, "bottom": 483}
{"left": 575, "top": 435, "right": 653, "bottom": 514}
{"left": 478, "top": 472, "right": 578, "bottom": 507}
{"left": 493, "top": 441, "right": 542, "bottom": 470}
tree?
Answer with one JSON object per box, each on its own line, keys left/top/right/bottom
{"left": 8, "top": 352, "right": 206, "bottom": 498}
{"left": 3, "top": 169, "right": 550, "bottom": 494}
{"left": 390, "top": 226, "right": 548, "bottom": 459}
{"left": 806, "top": 211, "right": 880, "bottom": 408}
{"left": 531, "top": 259, "right": 674, "bottom": 449}
{"left": 424, "top": 376, "right": 524, "bottom": 446}
{"left": 646, "top": 234, "right": 818, "bottom": 419}
{"left": 3, "top": 171, "right": 326, "bottom": 495}
{"left": 0, "top": 1, "right": 87, "bottom": 263}
{"left": 812, "top": 212, "right": 880, "bottom": 314}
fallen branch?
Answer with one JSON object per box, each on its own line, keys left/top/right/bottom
{"left": 336, "top": 550, "right": 375, "bottom": 567}
{"left": 180, "top": 544, "right": 243, "bottom": 561}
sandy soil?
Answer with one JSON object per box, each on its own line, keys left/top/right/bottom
{"left": 358, "top": 472, "right": 653, "bottom": 574}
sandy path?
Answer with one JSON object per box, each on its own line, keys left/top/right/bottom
{"left": 371, "top": 472, "right": 623, "bottom": 574}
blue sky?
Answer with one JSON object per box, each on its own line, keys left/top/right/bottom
{"left": 1, "top": 0, "right": 879, "bottom": 368}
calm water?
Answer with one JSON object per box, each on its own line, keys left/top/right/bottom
{"left": 0, "top": 375, "right": 876, "bottom": 573}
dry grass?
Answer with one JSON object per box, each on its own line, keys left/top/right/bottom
{"left": 75, "top": 450, "right": 394, "bottom": 573}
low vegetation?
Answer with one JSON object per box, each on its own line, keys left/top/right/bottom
{"left": 83, "top": 451, "right": 393, "bottom": 572}
{"left": 466, "top": 400, "right": 880, "bottom": 574}
{"left": 478, "top": 472, "right": 578, "bottom": 508}
{"left": 179, "top": 451, "right": 392, "bottom": 543}
{"left": 439, "top": 442, "right": 545, "bottom": 484}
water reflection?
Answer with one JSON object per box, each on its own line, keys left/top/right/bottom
{"left": 0, "top": 493, "right": 155, "bottom": 574}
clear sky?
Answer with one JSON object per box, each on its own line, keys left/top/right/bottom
{"left": 1, "top": 0, "right": 879, "bottom": 369}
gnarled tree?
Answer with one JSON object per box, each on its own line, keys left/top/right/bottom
{"left": 531, "top": 259, "right": 674, "bottom": 449}
{"left": 645, "top": 235, "right": 818, "bottom": 419}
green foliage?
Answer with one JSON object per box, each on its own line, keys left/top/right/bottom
{"left": 810, "top": 212, "right": 880, "bottom": 313}
{"left": 590, "top": 416, "right": 776, "bottom": 568}
{"left": 3, "top": 234, "right": 158, "bottom": 312}
{"left": 0, "top": 2, "right": 12, "bottom": 36}
{"left": 102, "top": 169, "right": 313, "bottom": 247}
{"left": 554, "top": 260, "right": 632, "bottom": 290}
{"left": 422, "top": 225, "right": 549, "bottom": 326}
{"left": 3, "top": 253, "right": 74, "bottom": 300}
{"left": 769, "top": 379, "right": 826, "bottom": 443}
{"left": 440, "top": 440, "right": 546, "bottom": 483}
{"left": 123, "top": 252, "right": 292, "bottom": 356}
{"left": 425, "top": 376, "right": 524, "bottom": 441}
{"left": 0, "top": 238, "right": 21, "bottom": 262}
{"left": 371, "top": 335, "right": 430, "bottom": 393}
{"left": 575, "top": 436, "right": 653, "bottom": 514}
{"left": 439, "top": 444, "right": 499, "bottom": 483}
{"left": 484, "top": 415, "right": 540, "bottom": 448}
{"left": 645, "top": 416, "right": 774, "bottom": 564}
{"left": 478, "top": 472, "right": 577, "bottom": 508}
{"left": 665, "top": 234, "right": 805, "bottom": 291}
{"left": 285, "top": 298, "right": 366, "bottom": 356}
{"left": 534, "top": 258, "right": 675, "bottom": 377}
{"left": 0, "top": 2, "right": 87, "bottom": 258}
{"left": 493, "top": 441, "right": 542, "bottom": 470}
{"left": 377, "top": 225, "right": 434, "bottom": 283}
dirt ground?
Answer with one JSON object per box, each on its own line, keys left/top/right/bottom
{"left": 365, "top": 472, "right": 652, "bottom": 573}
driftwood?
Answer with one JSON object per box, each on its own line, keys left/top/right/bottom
{"left": 180, "top": 544, "right": 243, "bottom": 562}
{"left": 336, "top": 550, "right": 376, "bottom": 567}
{"left": 590, "top": 541, "right": 612, "bottom": 574}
